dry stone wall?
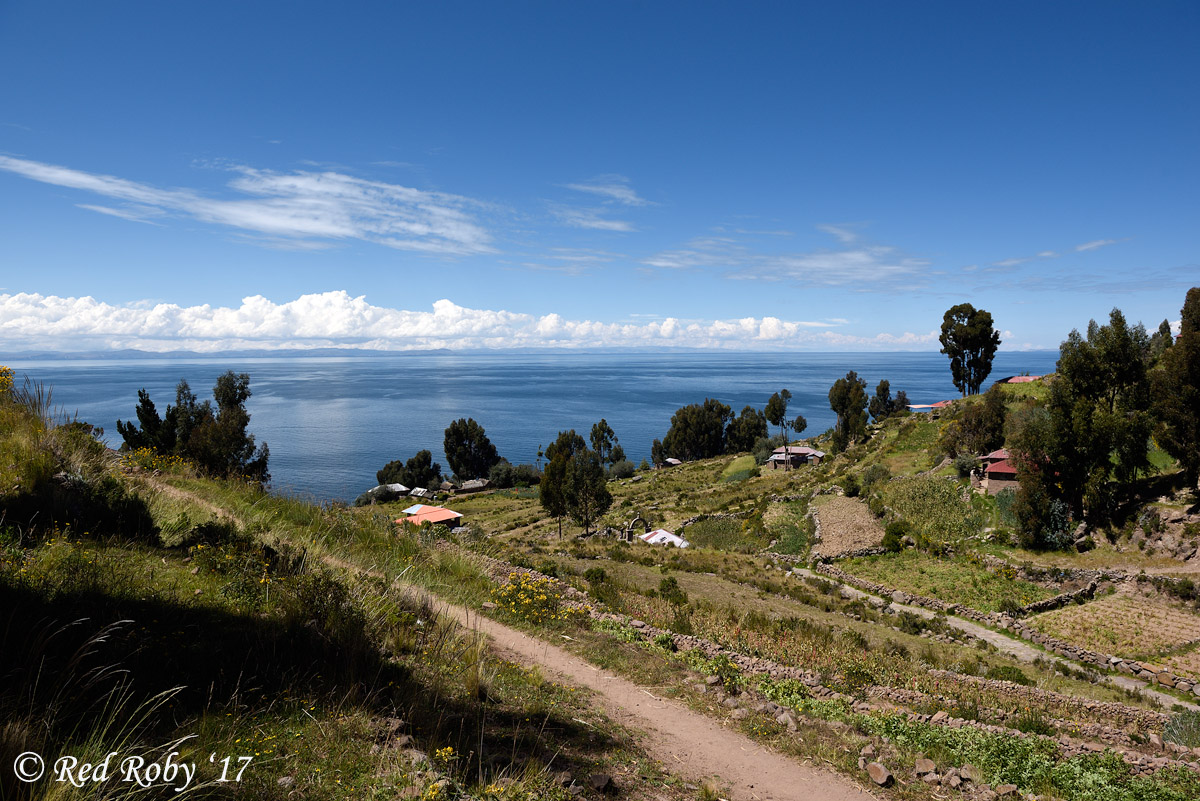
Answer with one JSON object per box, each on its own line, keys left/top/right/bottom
{"left": 812, "top": 561, "right": 1200, "bottom": 693}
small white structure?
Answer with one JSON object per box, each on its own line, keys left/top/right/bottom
{"left": 409, "top": 487, "right": 435, "bottom": 499}
{"left": 384, "top": 483, "right": 409, "bottom": 493}
{"left": 639, "top": 529, "right": 690, "bottom": 548}
{"left": 663, "top": 458, "right": 683, "bottom": 467}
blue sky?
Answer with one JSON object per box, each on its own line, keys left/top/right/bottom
{"left": 1, "top": 1, "right": 1196, "bottom": 352}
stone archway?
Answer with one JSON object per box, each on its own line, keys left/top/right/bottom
{"left": 622, "top": 514, "right": 650, "bottom": 542}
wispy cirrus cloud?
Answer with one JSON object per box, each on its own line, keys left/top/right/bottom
{"left": 0, "top": 154, "right": 494, "bottom": 255}
{"left": 562, "top": 174, "right": 652, "bottom": 206}
{"left": 76, "top": 204, "right": 166, "bottom": 224}
{"left": 644, "top": 226, "right": 930, "bottom": 288}
{"left": 511, "top": 247, "right": 624, "bottom": 276}
{"left": 815, "top": 223, "right": 861, "bottom": 244}
{"left": 551, "top": 205, "right": 635, "bottom": 232}
{"left": 1075, "top": 238, "right": 1119, "bottom": 252}
{"left": 989, "top": 237, "right": 1122, "bottom": 269}
{"left": 0, "top": 291, "right": 926, "bottom": 352}
{"left": 550, "top": 174, "right": 651, "bottom": 232}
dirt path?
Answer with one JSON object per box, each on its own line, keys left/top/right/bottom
{"left": 131, "top": 472, "right": 242, "bottom": 523}
{"left": 320, "top": 560, "right": 876, "bottom": 798}
{"left": 136, "top": 477, "right": 878, "bottom": 799}
{"left": 443, "top": 602, "right": 877, "bottom": 801}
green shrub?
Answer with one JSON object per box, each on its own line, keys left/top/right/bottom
{"left": 1013, "top": 708, "right": 1054, "bottom": 736}
{"left": 842, "top": 473, "right": 861, "bottom": 497}
{"left": 995, "top": 487, "right": 1019, "bottom": 528}
{"left": 998, "top": 597, "right": 1025, "bottom": 617}
{"left": 491, "top": 572, "right": 583, "bottom": 625}
{"left": 659, "top": 576, "right": 688, "bottom": 606}
{"left": 608, "top": 459, "right": 636, "bottom": 480}
{"left": 954, "top": 453, "right": 980, "bottom": 478}
{"left": 1165, "top": 710, "right": 1200, "bottom": 749}
{"left": 986, "top": 664, "right": 1034, "bottom": 686}
{"left": 861, "top": 464, "right": 891, "bottom": 493}
{"left": 882, "top": 520, "right": 908, "bottom": 552}
{"left": 583, "top": 567, "right": 608, "bottom": 584}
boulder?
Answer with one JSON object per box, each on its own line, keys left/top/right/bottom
{"left": 588, "top": 774, "right": 615, "bottom": 794}
{"left": 960, "top": 763, "right": 983, "bottom": 783}
{"left": 866, "top": 763, "right": 892, "bottom": 786}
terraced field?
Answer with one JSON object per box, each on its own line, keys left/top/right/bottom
{"left": 811, "top": 495, "right": 883, "bottom": 555}
{"left": 1029, "top": 588, "right": 1200, "bottom": 660}
{"left": 838, "top": 550, "right": 1055, "bottom": 613}
{"left": 1165, "top": 646, "right": 1200, "bottom": 678}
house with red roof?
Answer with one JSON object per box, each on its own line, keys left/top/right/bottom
{"left": 908, "top": 399, "right": 954, "bottom": 419}
{"left": 983, "top": 457, "right": 1019, "bottom": 495}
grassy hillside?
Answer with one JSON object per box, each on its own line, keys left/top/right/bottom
{"left": 0, "top": 376, "right": 689, "bottom": 801}
{"left": 5, "top": 369, "right": 1200, "bottom": 801}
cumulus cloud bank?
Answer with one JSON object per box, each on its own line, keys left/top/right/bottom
{"left": 0, "top": 155, "right": 492, "bottom": 255}
{"left": 0, "top": 291, "right": 937, "bottom": 352}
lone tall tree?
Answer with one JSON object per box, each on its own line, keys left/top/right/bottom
{"left": 828, "top": 371, "right": 868, "bottom": 453}
{"left": 589, "top": 419, "right": 626, "bottom": 467}
{"left": 540, "top": 430, "right": 586, "bottom": 538}
{"left": 939, "top": 303, "right": 1002, "bottom": 396}
{"left": 764, "top": 390, "right": 792, "bottom": 454}
{"left": 443, "top": 418, "right": 501, "bottom": 480}
{"left": 566, "top": 448, "right": 613, "bottom": 536}
{"left": 765, "top": 390, "right": 807, "bottom": 469}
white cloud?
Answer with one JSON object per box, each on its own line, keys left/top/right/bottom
{"left": 0, "top": 291, "right": 937, "bottom": 352}
{"left": 645, "top": 227, "right": 930, "bottom": 288}
{"left": 817, "top": 330, "right": 940, "bottom": 348}
{"left": 562, "top": 174, "right": 652, "bottom": 206}
{"left": 815, "top": 224, "right": 859, "bottom": 244}
{"left": 0, "top": 155, "right": 493, "bottom": 255}
{"left": 513, "top": 247, "right": 623, "bottom": 276}
{"left": 551, "top": 206, "right": 635, "bottom": 232}
{"left": 991, "top": 238, "right": 1122, "bottom": 268}
{"left": 75, "top": 204, "right": 165, "bottom": 224}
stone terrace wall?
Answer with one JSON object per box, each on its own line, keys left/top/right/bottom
{"left": 461, "top": 542, "right": 1180, "bottom": 727}
{"left": 812, "top": 561, "right": 1200, "bottom": 694}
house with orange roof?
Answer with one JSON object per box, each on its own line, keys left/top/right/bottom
{"left": 395, "top": 506, "right": 464, "bottom": 527}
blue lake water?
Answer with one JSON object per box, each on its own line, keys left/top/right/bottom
{"left": 4, "top": 350, "right": 1059, "bottom": 502}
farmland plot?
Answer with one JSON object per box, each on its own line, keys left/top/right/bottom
{"left": 811, "top": 495, "right": 883, "bottom": 555}
{"left": 1165, "top": 646, "right": 1200, "bottom": 679}
{"left": 1029, "top": 589, "right": 1200, "bottom": 660}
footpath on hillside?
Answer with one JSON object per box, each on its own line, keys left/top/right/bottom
{"left": 444, "top": 602, "right": 877, "bottom": 801}
{"left": 136, "top": 477, "right": 876, "bottom": 800}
